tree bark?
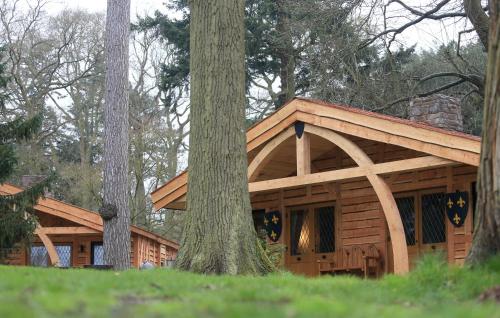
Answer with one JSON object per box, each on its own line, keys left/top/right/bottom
{"left": 102, "top": 0, "right": 131, "bottom": 270}
{"left": 466, "top": 0, "right": 500, "bottom": 265}
{"left": 464, "top": 0, "right": 490, "bottom": 49}
{"left": 131, "top": 123, "right": 148, "bottom": 228}
{"left": 174, "top": 0, "right": 274, "bottom": 274}
{"left": 276, "top": 0, "right": 296, "bottom": 109}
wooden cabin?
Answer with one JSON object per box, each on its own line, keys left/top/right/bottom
{"left": 1, "top": 184, "right": 179, "bottom": 268}
{"left": 151, "top": 97, "right": 480, "bottom": 277}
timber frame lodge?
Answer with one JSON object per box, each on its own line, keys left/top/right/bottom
{"left": 151, "top": 97, "right": 480, "bottom": 276}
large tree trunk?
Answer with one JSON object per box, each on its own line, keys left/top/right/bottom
{"left": 175, "top": 0, "right": 274, "bottom": 274}
{"left": 464, "top": 0, "right": 490, "bottom": 49}
{"left": 466, "top": 0, "right": 500, "bottom": 265}
{"left": 276, "top": 0, "right": 296, "bottom": 108}
{"left": 101, "top": 0, "right": 131, "bottom": 270}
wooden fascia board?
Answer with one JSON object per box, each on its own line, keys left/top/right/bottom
{"left": 151, "top": 172, "right": 188, "bottom": 204}
{"left": 34, "top": 204, "right": 104, "bottom": 232}
{"left": 35, "top": 226, "right": 100, "bottom": 235}
{"left": 295, "top": 111, "right": 480, "bottom": 166}
{"left": 248, "top": 156, "right": 456, "bottom": 193}
{"left": 295, "top": 99, "right": 480, "bottom": 155}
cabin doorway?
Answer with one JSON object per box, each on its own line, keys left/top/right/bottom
{"left": 285, "top": 202, "right": 337, "bottom": 276}
{"left": 393, "top": 188, "right": 447, "bottom": 268}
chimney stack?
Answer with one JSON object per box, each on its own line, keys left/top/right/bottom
{"left": 21, "top": 175, "right": 52, "bottom": 197}
{"left": 409, "top": 94, "right": 463, "bottom": 132}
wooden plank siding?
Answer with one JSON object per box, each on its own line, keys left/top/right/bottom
{"left": 250, "top": 142, "right": 477, "bottom": 276}
{"left": 3, "top": 231, "right": 177, "bottom": 268}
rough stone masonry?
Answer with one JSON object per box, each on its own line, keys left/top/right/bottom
{"left": 409, "top": 94, "right": 464, "bottom": 132}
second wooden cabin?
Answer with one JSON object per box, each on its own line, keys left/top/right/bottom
{"left": 151, "top": 96, "right": 480, "bottom": 277}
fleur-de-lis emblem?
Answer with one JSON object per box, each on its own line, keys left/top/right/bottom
{"left": 453, "top": 213, "right": 461, "bottom": 225}
{"left": 457, "top": 196, "right": 466, "bottom": 208}
{"left": 447, "top": 198, "right": 454, "bottom": 209}
{"left": 270, "top": 231, "right": 277, "bottom": 240}
{"left": 272, "top": 215, "right": 279, "bottom": 224}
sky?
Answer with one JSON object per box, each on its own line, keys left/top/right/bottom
{"left": 45, "top": 0, "right": 476, "bottom": 52}
{"left": 45, "top": 0, "right": 167, "bottom": 19}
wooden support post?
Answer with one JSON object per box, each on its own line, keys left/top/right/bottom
{"left": 302, "top": 124, "right": 410, "bottom": 274}
{"left": 296, "top": 132, "right": 311, "bottom": 176}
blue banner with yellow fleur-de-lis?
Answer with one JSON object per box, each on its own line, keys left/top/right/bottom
{"left": 264, "top": 210, "right": 282, "bottom": 242}
{"left": 445, "top": 191, "right": 468, "bottom": 227}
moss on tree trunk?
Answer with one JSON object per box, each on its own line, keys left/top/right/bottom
{"left": 174, "top": 0, "right": 274, "bottom": 275}
{"left": 466, "top": 0, "right": 500, "bottom": 265}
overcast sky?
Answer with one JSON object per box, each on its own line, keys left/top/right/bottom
{"left": 45, "top": 0, "right": 475, "bottom": 51}
{"left": 45, "top": 0, "right": 167, "bottom": 19}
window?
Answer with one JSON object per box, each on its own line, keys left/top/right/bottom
{"left": 315, "top": 206, "right": 335, "bottom": 253}
{"left": 30, "top": 244, "right": 72, "bottom": 267}
{"left": 290, "top": 209, "right": 310, "bottom": 256}
{"left": 421, "top": 192, "right": 446, "bottom": 244}
{"left": 30, "top": 246, "right": 48, "bottom": 267}
{"left": 396, "top": 196, "right": 416, "bottom": 246}
{"left": 91, "top": 242, "right": 104, "bottom": 265}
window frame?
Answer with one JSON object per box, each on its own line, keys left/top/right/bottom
{"left": 288, "top": 201, "right": 337, "bottom": 257}
{"left": 394, "top": 187, "right": 447, "bottom": 248}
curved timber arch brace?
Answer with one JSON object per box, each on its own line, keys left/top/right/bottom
{"left": 35, "top": 225, "right": 60, "bottom": 267}
{"left": 248, "top": 123, "right": 410, "bottom": 274}
{"left": 248, "top": 126, "right": 296, "bottom": 182}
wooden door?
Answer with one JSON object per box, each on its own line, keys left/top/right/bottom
{"left": 285, "top": 202, "right": 336, "bottom": 276}
{"left": 418, "top": 189, "right": 447, "bottom": 256}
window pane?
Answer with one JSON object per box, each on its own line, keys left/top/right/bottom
{"left": 56, "top": 245, "right": 72, "bottom": 267}
{"left": 30, "top": 246, "right": 48, "bottom": 267}
{"left": 396, "top": 196, "right": 416, "bottom": 246}
{"left": 92, "top": 243, "right": 104, "bottom": 265}
{"left": 421, "top": 192, "right": 446, "bottom": 244}
{"left": 315, "top": 206, "right": 335, "bottom": 253}
{"left": 290, "top": 209, "right": 310, "bottom": 256}
{"left": 252, "top": 209, "right": 266, "bottom": 238}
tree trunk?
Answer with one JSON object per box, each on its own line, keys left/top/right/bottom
{"left": 174, "top": 0, "right": 274, "bottom": 275}
{"left": 101, "top": 0, "right": 131, "bottom": 270}
{"left": 466, "top": 0, "right": 500, "bottom": 265}
{"left": 276, "top": 0, "right": 296, "bottom": 109}
{"left": 464, "top": 0, "right": 490, "bottom": 50}
{"left": 131, "top": 124, "right": 148, "bottom": 227}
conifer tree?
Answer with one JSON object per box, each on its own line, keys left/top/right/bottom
{"left": 0, "top": 49, "right": 50, "bottom": 260}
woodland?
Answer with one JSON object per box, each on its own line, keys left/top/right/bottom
{"left": 0, "top": 0, "right": 490, "bottom": 245}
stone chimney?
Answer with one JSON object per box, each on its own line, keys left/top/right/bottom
{"left": 409, "top": 94, "right": 463, "bottom": 132}
{"left": 21, "top": 175, "right": 52, "bottom": 197}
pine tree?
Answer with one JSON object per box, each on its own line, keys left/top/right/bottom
{"left": 0, "top": 48, "right": 50, "bottom": 260}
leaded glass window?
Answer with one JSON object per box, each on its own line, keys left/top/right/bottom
{"left": 396, "top": 196, "right": 416, "bottom": 246}
{"left": 315, "top": 206, "right": 335, "bottom": 253}
{"left": 421, "top": 192, "right": 446, "bottom": 244}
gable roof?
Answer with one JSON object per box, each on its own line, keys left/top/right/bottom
{"left": 151, "top": 97, "right": 481, "bottom": 211}
{"left": 0, "top": 183, "right": 179, "bottom": 249}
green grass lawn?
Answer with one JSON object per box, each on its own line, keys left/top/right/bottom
{"left": 0, "top": 256, "right": 499, "bottom": 318}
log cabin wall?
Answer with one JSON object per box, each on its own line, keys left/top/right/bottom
{"left": 3, "top": 232, "right": 176, "bottom": 268}
{"left": 250, "top": 139, "right": 477, "bottom": 276}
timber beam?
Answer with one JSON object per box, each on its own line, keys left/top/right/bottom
{"left": 249, "top": 155, "right": 455, "bottom": 193}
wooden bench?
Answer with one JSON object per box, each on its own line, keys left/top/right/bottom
{"left": 317, "top": 244, "right": 381, "bottom": 278}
